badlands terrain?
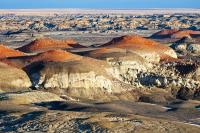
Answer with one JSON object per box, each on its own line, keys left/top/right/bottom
{"left": 0, "top": 10, "right": 200, "bottom": 132}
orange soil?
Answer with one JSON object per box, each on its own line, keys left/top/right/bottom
{"left": 27, "top": 50, "right": 82, "bottom": 62}
{"left": 17, "top": 38, "right": 85, "bottom": 53}
{"left": 152, "top": 29, "right": 200, "bottom": 39}
{"left": 172, "top": 30, "right": 200, "bottom": 39}
{"left": 0, "top": 50, "right": 82, "bottom": 68}
{"left": 159, "top": 54, "right": 180, "bottom": 62}
{"left": 103, "top": 35, "right": 166, "bottom": 47}
{"left": 102, "top": 35, "right": 174, "bottom": 56}
{"left": 0, "top": 44, "right": 25, "bottom": 59}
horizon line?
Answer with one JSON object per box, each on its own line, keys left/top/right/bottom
{"left": 0, "top": 8, "right": 200, "bottom": 10}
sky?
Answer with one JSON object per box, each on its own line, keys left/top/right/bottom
{"left": 0, "top": 0, "right": 199, "bottom": 9}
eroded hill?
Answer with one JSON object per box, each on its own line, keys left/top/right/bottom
{"left": 0, "top": 30, "right": 200, "bottom": 132}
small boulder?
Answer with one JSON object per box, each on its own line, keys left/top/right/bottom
{"left": 187, "top": 44, "right": 200, "bottom": 54}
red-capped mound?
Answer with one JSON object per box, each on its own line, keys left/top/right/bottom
{"left": 27, "top": 50, "right": 82, "bottom": 62}
{"left": 101, "top": 35, "right": 177, "bottom": 61}
{"left": 0, "top": 44, "right": 25, "bottom": 59}
{"left": 0, "top": 50, "right": 82, "bottom": 68}
{"left": 17, "top": 38, "right": 85, "bottom": 53}
{"left": 151, "top": 29, "right": 200, "bottom": 39}
{"left": 103, "top": 35, "right": 167, "bottom": 48}
{"left": 151, "top": 29, "right": 179, "bottom": 38}
{"left": 172, "top": 30, "right": 200, "bottom": 39}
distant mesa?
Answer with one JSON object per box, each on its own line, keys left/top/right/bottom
{"left": 100, "top": 35, "right": 177, "bottom": 62}
{"left": 151, "top": 29, "right": 200, "bottom": 39}
{"left": 0, "top": 44, "right": 25, "bottom": 59}
{"left": 17, "top": 38, "right": 85, "bottom": 53}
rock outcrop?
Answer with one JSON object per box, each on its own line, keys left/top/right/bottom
{"left": 170, "top": 36, "right": 193, "bottom": 53}
{"left": 187, "top": 44, "right": 200, "bottom": 54}
{"left": 23, "top": 51, "right": 133, "bottom": 100}
{"left": 87, "top": 47, "right": 151, "bottom": 85}
{"left": 85, "top": 46, "right": 200, "bottom": 100}
{"left": 147, "top": 61, "right": 200, "bottom": 100}
{"left": 87, "top": 46, "right": 200, "bottom": 100}
{"left": 17, "top": 38, "right": 85, "bottom": 53}
{"left": 0, "top": 48, "right": 150, "bottom": 100}
{"left": 170, "top": 36, "right": 200, "bottom": 55}
{"left": 3, "top": 45, "right": 199, "bottom": 101}
{"left": 0, "top": 62, "right": 31, "bottom": 92}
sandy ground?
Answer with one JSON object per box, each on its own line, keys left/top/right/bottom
{"left": 0, "top": 99, "right": 200, "bottom": 132}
